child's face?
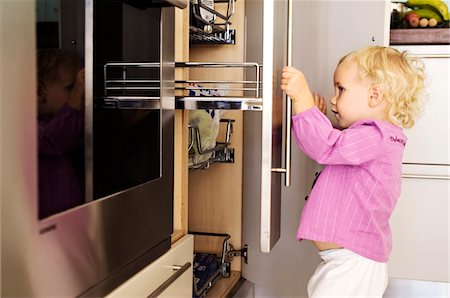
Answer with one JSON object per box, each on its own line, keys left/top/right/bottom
{"left": 330, "top": 60, "right": 373, "bottom": 128}
{"left": 38, "top": 66, "right": 76, "bottom": 117}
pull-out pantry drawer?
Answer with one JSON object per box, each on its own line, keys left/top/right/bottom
{"left": 106, "top": 235, "right": 193, "bottom": 297}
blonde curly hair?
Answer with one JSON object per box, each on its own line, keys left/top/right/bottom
{"left": 340, "top": 46, "right": 426, "bottom": 128}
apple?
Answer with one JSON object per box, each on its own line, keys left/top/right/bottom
{"left": 405, "top": 12, "right": 420, "bottom": 28}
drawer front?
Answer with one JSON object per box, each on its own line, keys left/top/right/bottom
{"left": 106, "top": 235, "right": 193, "bottom": 297}
{"left": 389, "top": 177, "right": 449, "bottom": 282}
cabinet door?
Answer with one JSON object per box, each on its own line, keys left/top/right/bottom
{"left": 394, "top": 46, "right": 450, "bottom": 166}
{"left": 389, "top": 174, "right": 449, "bottom": 282}
{"left": 242, "top": 0, "right": 390, "bottom": 295}
{"left": 244, "top": 0, "right": 287, "bottom": 254}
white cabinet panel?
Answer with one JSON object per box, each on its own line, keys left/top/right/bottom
{"left": 389, "top": 177, "right": 449, "bottom": 282}
{"left": 395, "top": 46, "right": 450, "bottom": 166}
{"left": 385, "top": 278, "right": 450, "bottom": 297}
{"left": 106, "top": 235, "right": 193, "bottom": 297}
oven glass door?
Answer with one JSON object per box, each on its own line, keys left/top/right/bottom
{"left": 93, "top": 104, "right": 162, "bottom": 199}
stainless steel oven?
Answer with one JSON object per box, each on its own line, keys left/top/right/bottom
{"left": 2, "top": 0, "right": 186, "bottom": 296}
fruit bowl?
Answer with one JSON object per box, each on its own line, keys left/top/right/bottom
{"left": 390, "top": 0, "right": 449, "bottom": 44}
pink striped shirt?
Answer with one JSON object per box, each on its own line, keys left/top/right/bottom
{"left": 292, "top": 107, "right": 406, "bottom": 262}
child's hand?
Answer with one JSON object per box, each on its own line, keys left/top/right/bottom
{"left": 67, "top": 69, "right": 85, "bottom": 111}
{"left": 281, "top": 66, "right": 306, "bottom": 101}
{"left": 314, "top": 92, "right": 327, "bottom": 115}
{"left": 280, "top": 66, "right": 314, "bottom": 113}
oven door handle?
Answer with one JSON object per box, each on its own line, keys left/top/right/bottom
{"left": 147, "top": 262, "right": 192, "bottom": 297}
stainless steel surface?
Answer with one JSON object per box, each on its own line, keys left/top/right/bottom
{"left": 243, "top": 0, "right": 287, "bottom": 254}
{"left": 261, "top": 0, "right": 287, "bottom": 253}
{"left": 1, "top": 2, "right": 175, "bottom": 296}
{"left": 284, "top": 0, "right": 293, "bottom": 187}
{"left": 411, "top": 54, "right": 450, "bottom": 58}
{"left": 147, "top": 262, "right": 192, "bottom": 298}
{"left": 402, "top": 174, "right": 450, "bottom": 180}
{"left": 176, "top": 97, "right": 263, "bottom": 110}
{"left": 85, "top": 0, "right": 94, "bottom": 202}
{"left": 403, "top": 162, "right": 450, "bottom": 166}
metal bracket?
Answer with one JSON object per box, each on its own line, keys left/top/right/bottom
{"left": 220, "top": 237, "right": 248, "bottom": 277}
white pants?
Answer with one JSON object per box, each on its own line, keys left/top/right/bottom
{"left": 307, "top": 248, "right": 388, "bottom": 298}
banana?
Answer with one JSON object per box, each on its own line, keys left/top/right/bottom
{"left": 405, "top": 0, "right": 449, "bottom": 21}
{"left": 402, "top": 8, "right": 444, "bottom": 21}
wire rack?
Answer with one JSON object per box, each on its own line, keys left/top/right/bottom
{"left": 190, "top": 0, "right": 236, "bottom": 45}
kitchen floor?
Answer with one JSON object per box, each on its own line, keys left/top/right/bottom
{"left": 232, "top": 278, "right": 450, "bottom": 298}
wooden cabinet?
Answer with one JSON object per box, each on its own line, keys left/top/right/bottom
{"left": 171, "top": 1, "right": 247, "bottom": 296}
{"left": 174, "top": 0, "right": 393, "bottom": 296}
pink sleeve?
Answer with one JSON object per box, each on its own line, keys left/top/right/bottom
{"left": 39, "top": 104, "right": 84, "bottom": 156}
{"left": 291, "top": 106, "right": 385, "bottom": 165}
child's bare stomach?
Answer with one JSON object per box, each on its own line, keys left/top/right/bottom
{"left": 313, "top": 240, "right": 343, "bottom": 251}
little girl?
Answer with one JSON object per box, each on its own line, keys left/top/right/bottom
{"left": 38, "top": 49, "right": 85, "bottom": 219}
{"left": 280, "top": 46, "right": 425, "bottom": 297}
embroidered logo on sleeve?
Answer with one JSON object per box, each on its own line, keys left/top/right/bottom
{"left": 390, "top": 136, "right": 406, "bottom": 146}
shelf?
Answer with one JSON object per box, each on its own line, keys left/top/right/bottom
{"left": 390, "top": 28, "right": 450, "bottom": 45}
{"left": 175, "top": 61, "right": 262, "bottom": 111}
{"left": 102, "top": 61, "right": 263, "bottom": 111}
{"left": 176, "top": 96, "right": 262, "bottom": 110}
{"left": 190, "top": 25, "right": 235, "bottom": 45}
{"left": 188, "top": 119, "right": 235, "bottom": 170}
{"left": 205, "top": 271, "right": 241, "bottom": 297}
{"left": 190, "top": 0, "right": 236, "bottom": 45}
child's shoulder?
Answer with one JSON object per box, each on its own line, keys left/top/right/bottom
{"left": 350, "top": 118, "right": 402, "bottom": 132}
{"left": 349, "top": 118, "right": 406, "bottom": 146}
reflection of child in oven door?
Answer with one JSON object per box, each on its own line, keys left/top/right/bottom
{"left": 188, "top": 83, "right": 227, "bottom": 167}
{"left": 37, "top": 49, "right": 85, "bottom": 219}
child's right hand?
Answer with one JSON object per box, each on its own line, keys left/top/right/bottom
{"left": 280, "top": 66, "right": 315, "bottom": 114}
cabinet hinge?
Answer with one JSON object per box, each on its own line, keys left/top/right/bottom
{"left": 220, "top": 239, "right": 248, "bottom": 277}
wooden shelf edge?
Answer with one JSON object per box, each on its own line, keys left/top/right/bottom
{"left": 206, "top": 271, "right": 241, "bottom": 298}
{"left": 171, "top": 230, "right": 185, "bottom": 244}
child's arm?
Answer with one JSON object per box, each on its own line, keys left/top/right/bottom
{"left": 281, "top": 66, "right": 384, "bottom": 165}
{"left": 292, "top": 107, "right": 385, "bottom": 165}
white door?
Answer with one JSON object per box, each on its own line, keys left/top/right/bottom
{"left": 242, "top": 1, "right": 390, "bottom": 296}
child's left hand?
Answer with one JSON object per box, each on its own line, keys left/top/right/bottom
{"left": 314, "top": 92, "right": 327, "bottom": 115}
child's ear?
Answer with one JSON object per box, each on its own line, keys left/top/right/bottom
{"left": 368, "top": 84, "right": 383, "bottom": 107}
